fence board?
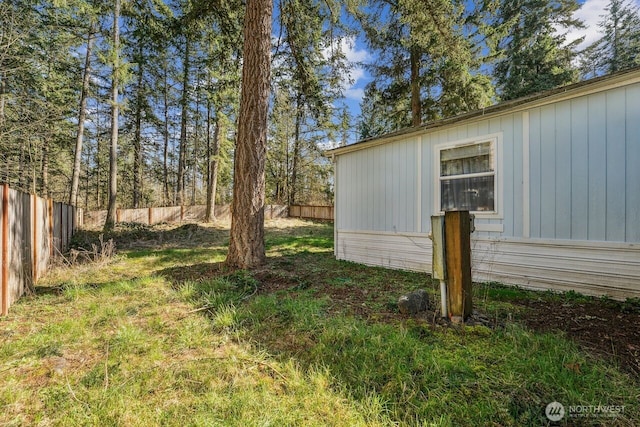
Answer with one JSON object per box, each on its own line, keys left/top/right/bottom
{"left": 33, "top": 197, "right": 50, "bottom": 281}
{"left": 0, "top": 186, "right": 78, "bottom": 315}
{"left": 154, "top": 206, "right": 182, "bottom": 224}
{"left": 118, "top": 208, "right": 148, "bottom": 224}
{"left": 1, "top": 185, "right": 6, "bottom": 315}
{"left": 265, "top": 205, "right": 288, "bottom": 219}
{"left": 84, "top": 210, "right": 107, "bottom": 227}
{"left": 184, "top": 205, "right": 206, "bottom": 221}
{"left": 83, "top": 204, "right": 293, "bottom": 227}
{"left": 288, "top": 205, "right": 333, "bottom": 220}
{"left": 11, "top": 190, "right": 30, "bottom": 305}
{"left": 213, "top": 205, "right": 230, "bottom": 219}
{"left": 53, "top": 202, "right": 62, "bottom": 255}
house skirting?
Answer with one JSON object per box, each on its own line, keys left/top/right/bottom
{"left": 335, "top": 229, "right": 640, "bottom": 300}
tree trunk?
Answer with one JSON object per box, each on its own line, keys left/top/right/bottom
{"left": 176, "top": 37, "right": 190, "bottom": 206}
{"left": 18, "top": 138, "right": 26, "bottom": 191}
{"left": 612, "top": 10, "right": 619, "bottom": 73}
{"left": 410, "top": 46, "right": 421, "bottom": 127}
{"left": 0, "top": 72, "right": 5, "bottom": 129}
{"left": 289, "top": 93, "right": 303, "bottom": 205}
{"left": 41, "top": 134, "right": 49, "bottom": 198}
{"left": 70, "top": 23, "right": 95, "bottom": 206}
{"left": 226, "top": 0, "right": 272, "bottom": 269}
{"left": 191, "top": 69, "right": 200, "bottom": 205}
{"left": 104, "top": 0, "right": 120, "bottom": 231}
{"left": 133, "top": 43, "right": 144, "bottom": 208}
{"left": 84, "top": 141, "right": 90, "bottom": 208}
{"left": 162, "top": 60, "right": 170, "bottom": 205}
{"left": 205, "top": 106, "right": 221, "bottom": 222}
{"left": 96, "top": 100, "right": 101, "bottom": 208}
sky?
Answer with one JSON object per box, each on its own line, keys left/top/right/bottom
{"left": 336, "top": 0, "right": 640, "bottom": 131}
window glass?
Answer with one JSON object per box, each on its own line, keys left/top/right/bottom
{"left": 441, "top": 176, "right": 494, "bottom": 211}
{"left": 439, "top": 141, "right": 496, "bottom": 212}
{"left": 440, "top": 141, "right": 493, "bottom": 176}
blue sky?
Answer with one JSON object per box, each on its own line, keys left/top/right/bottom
{"left": 336, "top": 0, "right": 640, "bottom": 128}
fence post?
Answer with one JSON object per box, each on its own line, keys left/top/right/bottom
{"left": 32, "top": 194, "right": 38, "bottom": 283}
{"left": 48, "top": 199, "right": 53, "bottom": 259}
{"left": 2, "top": 184, "right": 9, "bottom": 316}
{"left": 444, "top": 210, "right": 472, "bottom": 322}
{"left": 58, "top": 202, "right": 63, "bottom": 253}
{"left": 1, "top": 185, "right": 8, "bottom": 315}
{"left": 148, "top": 207, "right": 153, "bottom": 225}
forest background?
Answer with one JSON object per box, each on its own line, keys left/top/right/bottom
{"left": 1, "top": 0, "right": 638, "bottom": 213}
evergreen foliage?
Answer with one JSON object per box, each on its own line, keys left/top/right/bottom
{"left": 579, "top": 0, "right": 640, "bottom": 78}
{"left": 488, "top": 0, "right": 584, "bottom": 100}
{"left": 355, "top": 0, "right": 495, "bottom": 138}
{"left": 1, "top": 0, "right": 639, "bottom": 211}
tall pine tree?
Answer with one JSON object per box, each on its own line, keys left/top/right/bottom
{"left": 490, "top": 0, "right": 583, "bottom": 100}
{"left": 226, "top": 0, "right": 273, "bottom": 268}
{"left": 355, "top": 0, "right": 494, "bottom": 137}
{"left": 579, "top": 0, "right": 640, "bottom": 78}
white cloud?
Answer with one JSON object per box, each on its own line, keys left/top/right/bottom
{"left": 339, "top": 37, "right": 370, "bottom": 63}
{"left": 565, "top": 0, "right": 608, "bottom": 48}
{"left": 348, "top": 67, "right": 367, "bottom": 86}
{"left": 345, "top": 87, "right": 365, "bottom": 100}
{"left": 325, "top": 36, "right": 371, "bottom": 102}
{"left": 565, "top": 0, "right": 640, "bottom": 49}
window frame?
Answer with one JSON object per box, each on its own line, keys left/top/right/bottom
{"left": 433, "top": 133, "right": 503, "bottom": 219}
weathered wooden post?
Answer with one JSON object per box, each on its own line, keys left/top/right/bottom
{"left": 1, "top": 184, "right": 9, "bottom": 316}
{"left": 32, "top": 194, "right": 38, "bottom": 284}
{"left": 444, "top": 210, "right": 473, "bottom": 322}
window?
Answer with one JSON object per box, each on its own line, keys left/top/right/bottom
{"left": 437, "top": 139, "right": 497, "bottom": 213}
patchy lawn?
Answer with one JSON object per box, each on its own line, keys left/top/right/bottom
{"left": 1, "top": 219, "right": 638, "bottom": 426}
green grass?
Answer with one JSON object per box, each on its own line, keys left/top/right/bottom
{"left": 1, "top": 219, "right": 638, "bottom": 426}
{"left": 235, "top": 292, "right": 637, "bottom": 425}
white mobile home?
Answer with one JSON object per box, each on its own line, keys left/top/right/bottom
{"left": 326, "top": 68, "right": 640, "bottom": 300}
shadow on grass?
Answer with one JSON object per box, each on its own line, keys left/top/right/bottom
{"left": 73, "top": 222, "right": 230, "bottom": 250}
{"left": 122, "top": 247, "right": 229, "bottom": 272}
{"left": 159, "top": 260, "right": 231, "bottom": 285}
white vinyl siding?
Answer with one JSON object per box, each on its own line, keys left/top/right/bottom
{"left": 527, "top": 85, "right": 639, "bottom": 242}
{"left": 336, "top": 139, "right": 418, "bottom": 233}
{"left": 332, "top": 71, "right": 640, "bottom": 299}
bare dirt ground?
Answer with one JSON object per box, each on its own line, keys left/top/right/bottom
{"left": 253, "top": 265, "right": 640, "bottom": 378}
{"left": 512, "top": 298, "right": 640, "bottom": 378}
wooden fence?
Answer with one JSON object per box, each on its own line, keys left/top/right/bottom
{"left": 288, "top": 205, "right": 334, "bottom": 220}
{"left": 1, "top": 184, "right": 82, "bottom": 316}
{"left": 83, "top": 204, "right": 290, "bottom": 228}
{"left": 83, "top": 204, "right": 335, "bottom": 228}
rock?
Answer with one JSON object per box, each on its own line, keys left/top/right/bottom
{"left": 398, "top": 289, "right": 429, "bottom": 315}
